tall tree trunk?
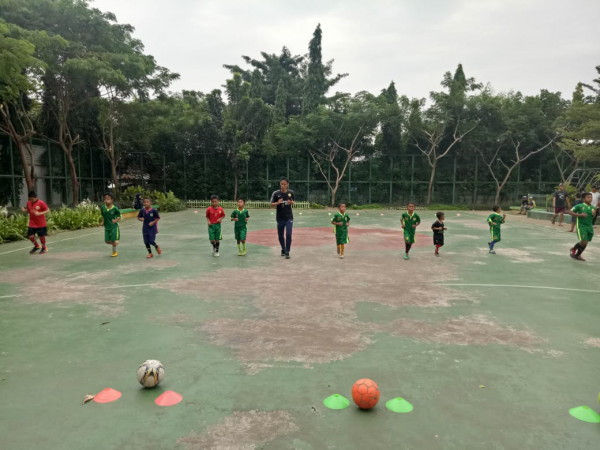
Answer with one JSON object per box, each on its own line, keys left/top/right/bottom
{"left": 0, "top": 113, "right": 36, "bottom": 191}
{"left": 426, "top": 161, "right": 437, "bottom": 205}
{"left": 330, "top": 185, "right": 337, "bottom": 208}
{"left": 62, "top": 145, "right": 79, "bottom": 205}
{"left": 233, "top": 170, "right": 238, "bottom": 201}
{"left": 110, "top": 156, "right": 119, "bottom": 194}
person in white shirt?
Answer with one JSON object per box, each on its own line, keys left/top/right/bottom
{"left": 591, "top": 186, "right": 600, "bottom": 225}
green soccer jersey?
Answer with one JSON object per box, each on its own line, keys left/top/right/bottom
{"left": 101, "top": 204, "right": 121, "bottom": 229}
{"left": 331, "top": 212, "right": 350, "bottom": 231}
{"left": 571, "top": 203, "right": 596, "bottom": 228}
{"left": 401, "top": 212, "right": 420, "bottom": 232}
{"left": 231, "top": 208, "right": 250, "bottom": 229}
{"left": 487, "top": 212, "right": 504, "bottom": 228}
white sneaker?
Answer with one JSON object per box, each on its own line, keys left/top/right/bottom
{"left": 215, "top": 251, "right": 220, "bottom": 257}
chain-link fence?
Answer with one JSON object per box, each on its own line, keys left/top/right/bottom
{"left": 1, "top": 133, "right": 565, "bottom": 207}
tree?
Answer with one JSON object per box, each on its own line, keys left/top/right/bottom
{"left": 276, "top": 93, "right": 379, "bottom": 207}
{"left": 223, "top": 73, "right": 271, "bottom": 200}
{"left": 408, "top": 65, "right": 480, "bottom": 204}
{"left": 0, "top": 20, "right": 49, "bottom": 191}
{"left": 477, "top": 92, "right": 560, "bottom": 204}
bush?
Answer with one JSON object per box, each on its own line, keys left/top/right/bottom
{"left": 0, "top": 214, "right": 28, "bottom": 243}
{"left": 48, "top": 199, "right": 102, "bottom": 230}
{"left": 119, "top": 186, "right": 167, "bottom": 209}
{"left": 157, "top": 191, "right": 186, "bottom": 212}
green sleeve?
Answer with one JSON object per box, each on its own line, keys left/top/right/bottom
{"left": 230, "top": 210, "right": 237, "bottom": 219}
{"left": 571, "top": 204, "right": 581, "bottom": 214}
{"left": 115, "top": 206, "right": 121, "bottom": 218}
{"left": 415, "top": 213, "right": 421, "bottom": 223}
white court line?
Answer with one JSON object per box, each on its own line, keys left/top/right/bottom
{"left": 437, "top": 283, "right": 598, "bottom": 293}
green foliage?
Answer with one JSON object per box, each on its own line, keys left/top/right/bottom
{"left": 0, "top": 213, "right": 28, "bottom": 243}
{"left": 157, "top": 191, "right": 186, "bottom": 212}
{"left": 47, "top": 200, "right": 101, "bottom": 230}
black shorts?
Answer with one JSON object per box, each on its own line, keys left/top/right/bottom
{"left": 433, "top": 234, "right": 444, "bottom": 246}
{"left": 27, "top": 227, "right": 47, "bottom": 237}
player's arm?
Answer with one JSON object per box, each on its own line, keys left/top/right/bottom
{"left": 38, "top": 207, "right": 51, "bottom": 216}
{"left": 231, "top": 211, "right": 238, "bottom": 221}
{"left": 137, "top": 210, "right": 144, "bottom": 222}
{"left": 270, "top": 192, "right": 282, "bottom": 208}
{"left": 552, "top": 194, "right": 556, "bottom": 208}
{"left": 287, "top": 193, "right": 295, "bottom": 206}
{"left": 245, "top": 211, "right": 249, "bottom": 222}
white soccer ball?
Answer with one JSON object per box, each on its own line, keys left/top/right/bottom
{"left": 137, "top": 359, "right": 165, "bottom": 388}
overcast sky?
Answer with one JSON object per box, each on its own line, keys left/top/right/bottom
{"left": 91, "top": 0, "right": 600, "bottom": 100}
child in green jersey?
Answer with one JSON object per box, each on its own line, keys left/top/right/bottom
{"left": 100, "top": 192, "right": 121, "bottom": 257}
{"left": 487, "top": 205, "right": 506, "bottom": 254}
{"left": 401, "top": 202, "right": 420, "bottom": 260}
{"left": 568, "top": 192, "right": 596, "bottom": 261}
{"left": 331, "top": 202, "right": 350, "bottom": 259}
{"left": 231, "top": 198, "right": 250, "bottom": 256}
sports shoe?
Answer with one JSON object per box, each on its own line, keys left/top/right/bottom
{"left": 570, "top": 248, "right": 577, "bottom": 259}
{"left": 403, "top": 253, "right": 409, "bottom": 260}
{"left": 576, "top": 255, "right": 586, "bottom": 261}
{"left": 285, "top": 252, "right": 290, "bottom": 259}
{"left": 339, "top": 255, "right": 344, "bottom": 259}
{"left": 156, "top": 245, "right": 162, "bottom": 255}
{"left": 435, "top": 252, "right": 439, "bottom": 257}
{"left": 238, "top": 250, "right": 243, "bottom": 256}
{"left": 242, "top": 249, "right": 247, "bottom": 256}
{"left": 281, "top": 250, "right": 286, "bottom": 257}
{"left": 30, "top": 246, "right": 40, "bottom": 254}
{"left": 215, "top": 251, "right": 220, "bottom": 257}
{"left": 489, "top": 250, "right": 496, "bottom": 254}
{"left": 111, "top": 251, "right": 118, "bottom": 257}
{"left": 146, "top": 253, "right": 153, "bottom": 258}
{"left": 40, "top": 247, "right": 48, "bottom": 254}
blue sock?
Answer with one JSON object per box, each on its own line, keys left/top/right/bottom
{"left": 490, "top": 241, "right": 496, "bottom": 250}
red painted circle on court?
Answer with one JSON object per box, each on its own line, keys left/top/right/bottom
{"left": 154, "top": 390, "right": 183, "bottom": 406}
{"left": 250, "top": 227, "right": 430, "bottom": 249}
{"left": 93, "top": 388, "right": 122, "bottom": 403}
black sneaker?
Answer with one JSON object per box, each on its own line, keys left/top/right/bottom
{"left": 281, "top": 250, "right": 286, "bottom": 257}
{"left": 40, "top": 247, "right": 48, "bottom": 254}
{"left": 285, "top": 252, "right": 290, "bottom": 259}
{"left": 570, "top": 248, "right": 577, "bottom": 259}
{"left": 30, "top": 246, "right": 40, "bottom": 254}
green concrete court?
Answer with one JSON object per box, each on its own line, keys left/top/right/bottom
{"left": 0, "top": 209, "right": 599, "bottom": 449}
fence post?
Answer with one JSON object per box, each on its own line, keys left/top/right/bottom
{"left": 348, "top": 161, "right": 351, "bottom": 204}
{"left": 538, "top": 158, "right": 542, "bottom": 192}
{"left": 183, "top": 152, "right": 187, "bottom": 200}
{"left": 89, "top": 146, "right": 94, "bottom": 201}
{"left": 452, "top": 154, "right": 457, "bottom": 204}
{"left": 77, "top": 146, "right": 81, "bottom": 202}
{"left": 204, "top": 153, "right": 207, "bottom": 200}
{"left": 389, "top": 158, "right": 393, "bottom": 204}
{"left": 48, "top": 141, "right": 53, "bottom": 202}
{"left": 473, "top": 155, "right": 478, "bottom": 204}
{"left": 163, "top": 154, "right": 166, "bottom": 193}
{"left": 266, "top": 162, "right": 269, "bottom": 199}
{"left": 368, "top": 157, "right": 372, "bottom": 204}
{"left": 246, "top": 158, "right": 249, "bottom": 199}
{"left": 8, "top": 138, "right": 17, "bottom": 206}
{"left": 410, "top": 155, "right": 415, "bottom": 201}
{"left": 306, "top": 158, "right": 310, "bottom": 201}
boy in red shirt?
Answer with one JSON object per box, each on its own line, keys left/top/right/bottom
{"left": 21, "top": 190, "right": 50, "bottom": 254}
{"left": 206, "top": 195, "right": 225, "bottom": 257}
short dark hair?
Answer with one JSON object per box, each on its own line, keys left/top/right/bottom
{"left": 237, "top": 198, "right": 245, "bottom": 203}
{"left": 104, "top": 192, "right": 115, "bottom": 199}
{"left": 338, "top": 202, "right": 346, "bottom": 207}
{"left": 492, "top": 205, "right": 500, "bottom": 212}
{"left": 210, "top": 195, "right": 219, "bottom": 200}
{"left": 280, "top": 177, "right": 289, "bottom": 183}
{"left": 436, "top": 211, "right": 444, "bottom": 219}
{"left": 28, "top": 190, "right": 37, "bottom": 198}
{"left": 407, "top": 202, "right": 415, "bottom": 207}
{"left": 143, "top": 196, "right": 151, "bottom": 201}
{"left": 583, "top": 192, "right": 592, "bottom": 198}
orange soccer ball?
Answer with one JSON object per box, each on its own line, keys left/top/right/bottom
{"left": 351, "top": 378, "right": 380, "bottom": 409}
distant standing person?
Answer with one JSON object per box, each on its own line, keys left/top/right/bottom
{"left": 270, "top": 177, "right": 295, "bottom": 259}
{"left": 551, "top": 184, "right": 570, "bottom": 226}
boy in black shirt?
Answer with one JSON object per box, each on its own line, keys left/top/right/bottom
{"left": 270, "top": 177, "right": 295, "bottom": 259}
{"left": 431, "top": 211, "right": 447, "bottom": 257}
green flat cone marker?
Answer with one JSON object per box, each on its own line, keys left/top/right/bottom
{"left": 385, "top": 397, "right": 414, "bottom": 413}
{"left": 323, "top": 394, "right": 350, "bottom": 410}
{"left": 569, "top": 406, "right": 600, "bottom": 423}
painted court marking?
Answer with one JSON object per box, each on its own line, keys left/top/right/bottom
{"left": 437, "top": 283, "right": 598, "bottom": 294}
{"left": 2, "top": 282, "right": 597, "bottom": 301}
